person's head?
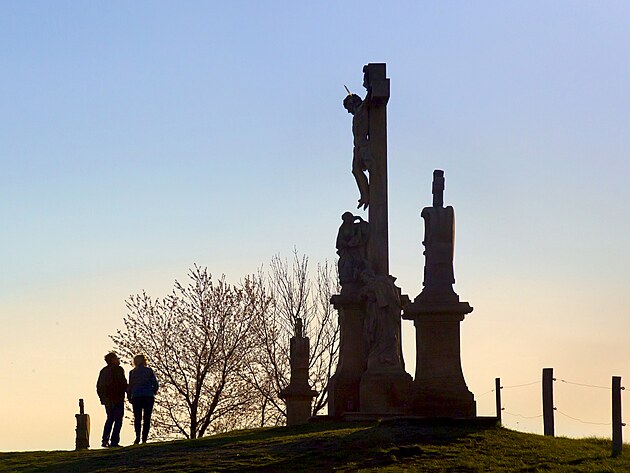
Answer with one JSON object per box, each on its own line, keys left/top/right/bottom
{"left": 133, "top": 354, "right": 148, "bottom": 368}
{"left": 343, "top": 94, "right": 362, "bottom": 114}
{"left": 104, "top": 352, "right": 120, "bottom": 366}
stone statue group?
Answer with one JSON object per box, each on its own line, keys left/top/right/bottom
{"left": 327, "top": 63, "right": 475, "bottom": 418}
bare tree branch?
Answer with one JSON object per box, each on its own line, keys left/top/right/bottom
{"left": 110, "top": 267, "right": 270, "bottom": 439}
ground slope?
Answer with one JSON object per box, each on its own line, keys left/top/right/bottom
{"left": 1, "top": 419, "right": 627, "bottom": 472}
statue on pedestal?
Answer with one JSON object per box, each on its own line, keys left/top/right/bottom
{"left": 403, "top": 169, "right": 476, "bottom": 418}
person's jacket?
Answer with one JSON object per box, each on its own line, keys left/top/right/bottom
{"left": 127, "top": 366, "right": 159, "bottom": 401}
{"left": 96, "top": 365, "right": 128, "bottom": 405}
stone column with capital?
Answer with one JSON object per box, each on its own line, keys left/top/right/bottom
{"left": 403, "top": 170, "right": 476, "bottom": 418}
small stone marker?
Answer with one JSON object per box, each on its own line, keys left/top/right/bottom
{"left": 75, "top": 398, "right": 90, "bottom": 450}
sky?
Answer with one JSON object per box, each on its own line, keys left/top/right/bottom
{"left": 1, "top": 1, "right": 629, "bottom": 451}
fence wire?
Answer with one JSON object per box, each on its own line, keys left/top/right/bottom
{"left": 502, "top": 380, "right": 540, "bottom": 389}
{"left": 556, "top": 409, "right": 611, "bottom": 426}
{"left": 503, "top": 411, "right": 542, "bottom": 420}
{"left": 558, "top": 379, "right": 610, "bottom": 390}
{"left": 489, "top": 373, "right": 625, "bottom": 434}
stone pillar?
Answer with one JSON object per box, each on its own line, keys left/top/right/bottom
{"left": 279, "top": 318, "right": 317, "bottom": 425}
{"left": 403, "top": 170, "right": 476, "bottom": 418}
{"left": 75, "top": 398, "right": 90, "bottom": 450}
{"left": 328, "top": 295, "right": 366, "bottom": 416}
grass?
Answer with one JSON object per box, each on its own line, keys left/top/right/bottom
{"left": 1, "top": 419, "right": 628, "bottom": 472}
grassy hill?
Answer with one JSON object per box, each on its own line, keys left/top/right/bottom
{"left": 1, "top": 419, "right": 628, "bottom": 472}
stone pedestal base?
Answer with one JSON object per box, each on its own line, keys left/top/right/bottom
{"left": 328, "top": 295, "right": 367, "bottom": 416}
{"left": 328, "top": 371, "right": 361, "bottom": 415}
{"left": 360, "top": 368, "right": 412, "bottom": 414}
{"left": 403, "top": 301, "right": 476, "bottom": 418}
{"left": 407, "top": 386, "right": 476, "bottom": 418}
{"left": 279, "top": 387, "right": 318, "bottom": 426}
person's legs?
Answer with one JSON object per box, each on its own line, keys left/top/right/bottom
{"left": 131, "top": 399, "right": 143, "bottom": 443}
{"left": 141, "top": 397, "right": 155, "bottom": 443}
{"left": 109, "top": 401, "right": 125, "bottom": 446}
{"left": 102, "top": 403, "right": 114, "bottom": 447}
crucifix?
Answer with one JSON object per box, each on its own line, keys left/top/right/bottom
{"left": 331, "top": 63, "right": 410, "bottom": 417}
{"left": 343, "top": 63, "right": 390, "bottom": 277}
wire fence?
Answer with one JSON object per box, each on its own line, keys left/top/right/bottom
{"left": 485, "top": 370, "right": 626, "bottom": 455}
{"left": 481, "top": 378, "right": 626, "bottom": 422}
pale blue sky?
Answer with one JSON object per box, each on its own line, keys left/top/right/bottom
{"left": 1, "top": 1, "right": 629, "bottom": 450}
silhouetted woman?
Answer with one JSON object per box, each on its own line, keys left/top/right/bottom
{"left": 127, "top": 354, "right": 159, "bottom": 444}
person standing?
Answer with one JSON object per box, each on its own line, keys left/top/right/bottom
{"left": 96, "top": 352, "right": 127, "bottom": 447}
{"left": 127, "top": 354, "right": 159, "bottom": 444}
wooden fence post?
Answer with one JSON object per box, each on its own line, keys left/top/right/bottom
{"left": 542, "top": 368, "right": 555, "bottom": 436}
{"left": 612, "top": 376, "right": 623, "bottom": 457}
{"left": 495, "top": 377, "right": 502, "bottom": 423}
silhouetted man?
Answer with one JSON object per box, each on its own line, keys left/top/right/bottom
{"left": 96, "top": 352, "right": 127, "bottom": 447}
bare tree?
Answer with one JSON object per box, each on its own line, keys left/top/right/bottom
{"left": 244, "top": 251, "right": 340, "bottom": 425}
{"left": 110, "top": 265, "right": 271, "bottom": 439}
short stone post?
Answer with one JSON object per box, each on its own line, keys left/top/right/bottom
{"left": 542, "top": 368, "right": 555, "bottom": 436}
{"left": 279, "top": 318, "right": 317, "bottom": 426}
{"left": 75, "top": 398, "right": 90, "bottom": 450}
{"left": 612, "top": 376, "right": 623, "bottom": 457}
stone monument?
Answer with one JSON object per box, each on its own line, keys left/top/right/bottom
{"left": 75, "top": 398, "right": 90, "bottom": 450}
{"left": 403, "top": 170, "right": 476, "bottom": 417}
{"left": 328, "top": 213, "right": 369, "bottom": 415}
{"left": 329, "top": 63, "right": 411, "bottom": 417}
{"left": 279, "top": 318, "right": 317, "bottom": 425}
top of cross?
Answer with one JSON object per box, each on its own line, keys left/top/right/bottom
{"left": 432, "top": 170, "right": 445, "bottom": 208}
